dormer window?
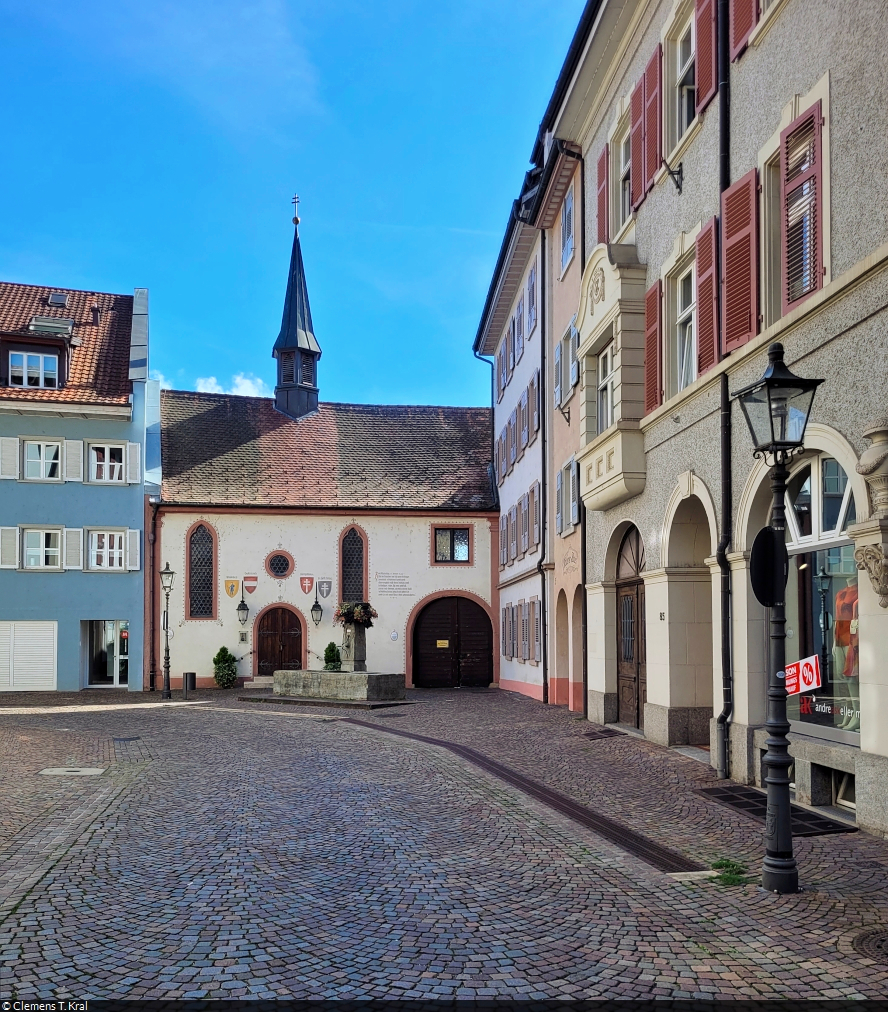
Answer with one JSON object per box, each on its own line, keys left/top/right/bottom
{"left": 48, "top": 292, "right": 69, "bottom": 307}
{"left": 301, "top": 353, "right": 315, "bottom": 387}
{"left": 10, "top": 352, "right": 58, "bottom": 389}
{"left": 29, "top": 317, "right": 74, "bottom": 335}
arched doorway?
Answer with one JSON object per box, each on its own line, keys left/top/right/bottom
{"left": 256, "top": 607, "right": 304, "bottom": 676}
{"left": 413, "top": 597, "right": 492, "bottom": 688}
{"left": 553, "top": 590, "right": 569, "bottom": 704}
{"left": 616, "top": 526, "right": 646, "bottom": 728}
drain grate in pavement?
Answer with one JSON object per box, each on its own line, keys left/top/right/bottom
{"left": 113, "top": 736, "right": 141, "bottom": 741}
{"left": 697, "top": 783, "right": 858, "bottom": 837}
{"left": 583, "top": 726, "right": 623, "bottom": 741}
{"left": 347, "top": 718, "right": 703, "bottom": 874}
{"left": 39, "top": 767, "right": 106, "bottom": 776}
{"left": 852, "top": 927, "right": 888, "bottom": 964}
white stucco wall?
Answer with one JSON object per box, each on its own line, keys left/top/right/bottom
{"left": 153, "top": 509, "right": 496, "bottom": 686}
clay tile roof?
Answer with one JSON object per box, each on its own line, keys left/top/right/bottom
{"left": 0, "top": 281, "right": 132, "bottom": 406}
{"left": 161, "top": 390, "right": 497, "bottom": 511}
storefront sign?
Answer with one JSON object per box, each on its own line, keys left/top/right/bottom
{"left": 785, "top": 654, "right": 821, "bottom": 696}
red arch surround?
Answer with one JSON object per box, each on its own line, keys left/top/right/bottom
{"left": 184, "top": 519, "right": 219, "bottom": 620}
{"left": 337, "top": 523, "right": 370, "bottom": 601}
{"left": 404, "top": 590, "right": 497, "bottom": 688}
{"left": 251, "top": 602, "right": 307, "bottom": 678}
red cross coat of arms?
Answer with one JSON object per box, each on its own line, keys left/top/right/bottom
{"left": 243, "top": 575, "right": 258, "bottom": 594}
{"left": 300, "top": 576, "right": 314, "bottom": 594}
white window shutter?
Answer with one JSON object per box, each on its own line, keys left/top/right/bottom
{"left": 520, "top": 389, "right": 529, "bottom": 446}
{"left": 63, "top": 529, "right": 83, "bottom": 570}
{"left": 570, "top": 460, "right": 580, "bottom": 525}
{"left": 0, "top": 438, "right": 19, "bottom": 479}
{"left": 64, "top": 440, "right": 84, "bottom": 482}
{"left": 126, "top": 529, "right": 141, "bottom": 571}
{"left": 554, "top": 343, "right": 562, "bottom": 407}
{"left": 126, "top": 442, "right": 142, "bottom": 484}
{"left": 0, "top": 528, "right": 18, "bottom": 568}
{"left": 555, "top": 469, "right": 563, "bottom": 534}
{"left": 532, "top": 481, "right": 540, "bottom": 544}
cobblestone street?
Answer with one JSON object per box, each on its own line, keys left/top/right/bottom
{"left": 2, "top": 689, "right": 888, "bottom": 999}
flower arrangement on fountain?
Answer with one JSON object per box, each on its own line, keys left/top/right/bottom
{"left": 333, "top": 602, "right": 378, "bottom": 628}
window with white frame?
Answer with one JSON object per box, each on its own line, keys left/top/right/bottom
{"left": 616, "top": 121, "right": 632, "bottom": 231}
{"left": 23, "top": 529, "right": 61, "bottom": 569}
{"left": 515, "top": 297, "right": 525, "bottom": 362}
{"left": 9, "top": 352, "right": 58, "bottom": 389}
{"left": 89, "top": 444, "right": 125, "bottom": 483}
{"left": 669, "top": 261, "right": 696, "bottom": 397}
{"left": 665, "top": 8, "right": 696, "bottom": 156}
{"left": 527, "top": 261, "right": 538, "bottom": 333}
{"left": 89, "top": 531, "right": 125, "bottom": 570}
{"left": 560, "top": 187, "right": 575, "bottom": 274}
{"left": 24, "top": 441, "right": 61, "bottom": 480}
{"left": 597, "top": 344, "right": 616, "bottom": 434}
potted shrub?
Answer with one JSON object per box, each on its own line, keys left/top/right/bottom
{"left": 323, "top": 642, "right": 342, "bottom": 671}
{"left": 213, "top": 646, "right": 239, "bottom": 689}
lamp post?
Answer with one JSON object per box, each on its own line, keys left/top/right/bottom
{"left": 159, "top": 562, "right": 175, "bottom": 700}
{"left": 734, "top": 342, "right": 823, "bottom": 894}
{"left": 311, "top": 587, "right": 323, "bottom": 627}
{"left": 816, "top": 566, "right": 832, "bottom": 686}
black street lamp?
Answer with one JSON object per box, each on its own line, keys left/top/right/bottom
{"left": 159, "top": 562, "right": 176, "bottom": 700}
{"left": 236, "top": 589, "right": 250, "bottom": 627}
{"left": 734, "top": 342, "right": 823, "bottom": 894}
{"left": 311, "top": 587, "right": 323, "bottom": 627}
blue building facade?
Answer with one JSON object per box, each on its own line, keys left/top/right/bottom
{"left": 0, "top": 283, "right": 150, "bottom": 691}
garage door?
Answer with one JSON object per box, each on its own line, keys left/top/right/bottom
{"left": 0, "top": 622, "right": 57, "bottom": 690}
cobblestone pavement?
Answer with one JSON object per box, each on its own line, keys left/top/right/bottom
{"left": 1, "top": 688, "right": 887, "bottom": 999}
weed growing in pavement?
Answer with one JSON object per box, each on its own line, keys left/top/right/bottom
{"left": 712, "top": 857, "right": 757, "bottom": 886}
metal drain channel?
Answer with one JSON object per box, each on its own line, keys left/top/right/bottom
{"left": 345, "top": 719, "right": 703, "bottom": 874}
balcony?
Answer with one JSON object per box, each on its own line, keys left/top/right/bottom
{"left": 577, "top": 421, "right": 645, "bottom": 512}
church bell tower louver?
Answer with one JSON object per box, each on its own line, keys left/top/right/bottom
{"left": 273, "top": 196, "right": 321, "bottom": 420}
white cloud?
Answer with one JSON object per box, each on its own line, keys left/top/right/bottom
{"left": 195, "top": 373, "right": 272, "bottom": 397}
{"left": 150, "top": 370, "right": 173, "bottom": 389}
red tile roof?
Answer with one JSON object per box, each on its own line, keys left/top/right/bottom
{"left": 161, "top": 390, "right": 496, "bottom": 511}
{"left": 0, "top": 282, "right": 132, "bottom": 406}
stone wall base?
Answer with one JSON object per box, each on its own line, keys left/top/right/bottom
{"left": 587, "top": 689, "right": 618, "bottom": 725}
{"left": 644, "top": 703, "right": 711, "bottom": 746}
{"left": 273, "top": 670, "right": 405, "bottom": 701}
{"left": 709, "top": 719, "right": 888, "bottom": 838}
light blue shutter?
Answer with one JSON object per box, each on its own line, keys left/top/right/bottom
{"left": 554, "top": 343, "right": 562, "bottom": 407}
{"left": 555, "top": 469, "right": 563, "bottom": 534}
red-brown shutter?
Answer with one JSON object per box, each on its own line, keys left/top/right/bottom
{"left": 695, "top": 216, "right": 719, "bottom": 375}
{"left": 644, "top": 280, "right": 662, "bottom": 413}
{"left": 721, "top": 168, "right": 759, "bottom": 353}
{"left": 780, "top": 101, "right": 823, "bottom": 315}
{"left": 695, "top": 0, "right": 717, "bottom": 113}
{"left": 730, "top": 0, "right": 758, "bottom": 62}
{"left": 644, "top": 46, "right": 662, "bottom": 193}
{"left": 597, "top": 144, "right": 609, "bottom": 245}
{"left": 630, "top": 79, "right": 645, "bottom": 209}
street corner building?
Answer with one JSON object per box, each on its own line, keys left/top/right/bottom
{"left": 0, "top": 281, "right": 155, "bottom": 691}
{"left": 476, "top": 0, "right": 888, "bottom": 835}
{"left": 150, "top": 221, "right": 499, "bottom": 692}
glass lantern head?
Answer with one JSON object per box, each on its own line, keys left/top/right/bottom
{"left": 733, "top": 343, "right": 823, "bottom": 453}
{"left": 815, "top": 566, "right": 831, "bottom": 596}
{"left": 311, "top": 596, "right": 323, "bottom": 627}
{"left": 159, "top": 562, "right": 175, "bottom": 594}
{"left": 236, "top": 596, "right": 250, "bottom": 626}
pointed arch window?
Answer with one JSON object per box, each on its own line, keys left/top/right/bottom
{"left": 188, "top": 523, "right": 216, "bottom": 618}
{"left": 340, "top": 528, "right": 366, "bottom": 602}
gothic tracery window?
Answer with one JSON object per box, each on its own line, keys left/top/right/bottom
{"left": 189, "top": 524, "right": 215, "bottom": 618}
{"left": 340, "top": 528, "right": 365, "bottom": 601}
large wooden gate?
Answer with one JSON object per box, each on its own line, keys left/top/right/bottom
{"left": 413, "top": 597, "right": 492, "bottom": 688}
{"left": 616, "top": 527, "right": 646, "bottom": 728}
{"left": 257, "top": 607, "right": 303, "bottom": 676}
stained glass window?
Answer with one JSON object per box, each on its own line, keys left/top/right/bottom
{"left": 341, "top": 529, "right": 364, "bottom": 601}
{"left": 189, "top": 524, "right": 214, "bottom": 617}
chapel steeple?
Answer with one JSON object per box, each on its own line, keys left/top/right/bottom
{"left": 273, "top": 196, "right": 322, "bottom": 420}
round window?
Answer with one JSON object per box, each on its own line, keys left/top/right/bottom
{"left": 268, "top": 554, "right": 291, "bottom": 577}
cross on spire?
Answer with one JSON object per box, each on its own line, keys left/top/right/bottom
{"left": 292, "top": 194, "right": 300, "bottom": 226}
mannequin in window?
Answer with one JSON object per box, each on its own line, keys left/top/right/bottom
{"left": 833, "top": 575, "right": 860, "bottom": 731}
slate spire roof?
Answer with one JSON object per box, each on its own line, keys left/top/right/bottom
{"left": 273, "top": 223, "right": 321, "bottom": 356}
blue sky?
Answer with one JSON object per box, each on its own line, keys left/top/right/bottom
{"left": 0, "top": 1, "right": 582, "bottom": 406}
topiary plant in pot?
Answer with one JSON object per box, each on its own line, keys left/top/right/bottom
{"left": 323, "top": 642, "right": 342, "bottom": 671}
{"left": 213, "top": 646, "right": 239, "bottom": 689}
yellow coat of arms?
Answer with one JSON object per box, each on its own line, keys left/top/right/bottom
{"left": 225, "top": 579, "right": 240, "bottom": 598}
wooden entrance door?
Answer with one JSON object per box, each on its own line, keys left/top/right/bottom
{"left": 413, "top": 597, "right": 492, "bottom": 688}
{"left": 257, "top": 607, "right": 303, "bottom": 676}
{"left": 616, "top": 528, "right": 646, "bottom": 728}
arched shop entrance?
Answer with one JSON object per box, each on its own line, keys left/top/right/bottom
{"left": 616, "top": 526, "right": 647, "bottom": 728}
{"left": 413, "top": 596, "right": 493, "bottom": 688}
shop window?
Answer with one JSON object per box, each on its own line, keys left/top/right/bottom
{"left": 783, "top": 454, "right": 859, "bottom": 737}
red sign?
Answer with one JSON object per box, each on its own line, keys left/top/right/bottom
{"left": 300, "top": 575, "right": 314, "bottom": 594}
{"left": 785, "top": 654, "right": 821, "bottom": 696}
{"left": 243, "top": 575, "right": 258, "bottom": 594}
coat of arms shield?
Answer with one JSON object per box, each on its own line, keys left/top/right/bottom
{"left": 225, "top": 579, "right": 240, "bottom": 598}
{"left": 317, "top": 578, "right": 332, "bottom": 599}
